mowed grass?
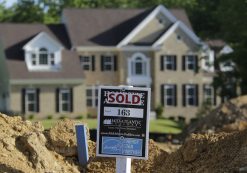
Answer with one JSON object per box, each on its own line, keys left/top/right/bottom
{"left": 37, "top": 118, "right": 183, "bottom": 134}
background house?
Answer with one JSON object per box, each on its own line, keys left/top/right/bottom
{"left": 0, "top": 5, "right": 217, "bottom": 121}
{"left": 0, "top": 24, "right": 85, "bottom": 118}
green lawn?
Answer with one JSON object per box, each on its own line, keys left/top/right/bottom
{"left": 36, "top": 118, "right": 183, "bottom": 134}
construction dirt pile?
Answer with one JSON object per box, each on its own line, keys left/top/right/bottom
{"left": 186, "top": 95, "right": 247, "bottom": 134}
{"left": 1, "top": 113, "right": 247, "bottom": 172}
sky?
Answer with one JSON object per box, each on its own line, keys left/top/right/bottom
{"left": 2, "top": 0, "right": 17, "bottom": 8}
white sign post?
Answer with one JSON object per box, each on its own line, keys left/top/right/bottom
{"left": 96, "top": 86, "right": 151, "bottom": 173}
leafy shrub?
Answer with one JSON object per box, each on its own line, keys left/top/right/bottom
{"left": 155, "top": 105, "right": 164, "bottom": 119}
{"left": 87, "top": 113, "right": 97, "bottom": 119}
{"left": 59, "top": 115, "right": 67, "bottom": 119}
{"left": 47, "top": 115, "right": 53, "bottom": 120}
{"left": 76, "top": 115, "right": 84, "bottom": 120}
{"left": 28, "top": 114, "right": 34, "bottom": 120}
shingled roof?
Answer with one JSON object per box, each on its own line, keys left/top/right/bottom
{"left": 0, "top": 23, "right": 83, "bottom": 81}
{"left": 62, "top": 7, "right": 193, "bottom": 47}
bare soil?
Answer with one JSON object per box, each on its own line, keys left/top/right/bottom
{"left": 1, "top": 112, "right": 247, "bottom": 173}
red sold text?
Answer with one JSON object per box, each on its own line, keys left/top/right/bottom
{"left": 104, "top": 91, "right": 143, "bottom": 105}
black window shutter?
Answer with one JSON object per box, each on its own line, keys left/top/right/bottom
{"left": 195, "top": 55, "right": 199, "bottom": 73}
{"left": 21, "top": 88, "right": 26, "bottom": 114}
{"left": 36, "top": 88, "right": 40, "bottom": 113}
{"left": 182, "top": 84, "right": 186, "bottom": 106}
{"left": 160, "top": 56, "right": 164, "bottom": 71}
{"left": 70, "top": 88, "right": 73, "bottom": 112}
{"left": 214, "top": 86, "right": 217, "bottom": 106}
{"left": 174, "top": 56, "right": 177, "bottom": 71}
{"left": 182, "top": 56, "right": 186, "bottom": 71}
{"left": 101, "top": 56, "right": 104, "bottom": 71}
{"left": 161, "top": 84, "right": 164, "bottom": 106}
{"left": 92, "top": 55, "right": 95, "bottom": 71}
{"left": 174, "top": 85, "right": 177, "bottom": 106}
{"left": 114, "top": 55, "right": 117, "bottom": 71}
{"left": 55, "top": 88, "right": 60, "bottom": 113}
{"left": 195, "top": 84, "right": 199, "bottom": 106}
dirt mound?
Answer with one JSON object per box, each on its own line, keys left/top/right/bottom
{"left": 158, "top": 130, "right": 247, "bottom": 173}
{"left": 186, "top": 95, "right": 247, "bottom": 134}
{"left": 2, "top": 113, "right": 247, "bottom": 173}
{"left": 0, "top": 114, "right": 166, "bottom": 173}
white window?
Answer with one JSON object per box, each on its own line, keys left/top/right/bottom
{"left": 164, "top": 85, "right": 176, "bottom": 106}
{"left": 164, "top": 55, "right": 176, "bottom": 70}
{"left": 31, "top": 47, "right": 56, "bottom": 67}
{"left": 59, "top": 89, "right": 71, "bottom": 112}
{"left": 185, "top": 85, "right": 197, "bottom": 106}
{"left": 25, "top": 89, "right": 37, "bottom": 112}
{"left": 86, "top": 86, "right": 98, "bottom": 107}
{"left": 102, "top": 55, "right": 115, "bottom": 71}
{"left": 185, "top": 55, "right": 197, "bottom": 70}
{"left": 204, "top": 85, "right": 214, "bottom": 105}
{"left": 80, "top": 55, "right": 94, "bottom": 70}
{"left": 131, "top": 56, "right": 149, "bottom": 76}
{"left": 132, "top": 57, "right": 147, "bottom": 75}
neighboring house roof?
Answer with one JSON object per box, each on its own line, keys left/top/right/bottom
{"left": 62, "top": 7, "right": 193, "bottom": 47}
{"left": 7, "top": 50, "right": 83, "bottom": 81}
{"left": 205, "top": 39, "right": 226, "bottom": 48}
{"left": 0, "top": 23, "right": 84, "bottom": 81}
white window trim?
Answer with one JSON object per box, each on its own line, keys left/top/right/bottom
{"left": 102, "top": 55, "right": 114, "bottom": 71}
{"left": 186, "top": 85, "right": 196, "bottom": 106}
{"left": 185, "top": 55, "right": 196, "bottom": 71}
{"left": 128, "top": 52, "right": 150, "bottom": 77}
{"left": 80, "top": 55, "right": 92, "bottom": 70}
{"left": 164, "top": 55, "right": 175, "bottom": 70}
{"left": 86, "top": 86, "right": 98, "bottom": 107}
{"left": 204, "top": 85, "right": 214, "bottom": 105}
{"left": 25, "top": 89, "right": 37, "bottom": 113}
{"left": 59, "top": 89, "right": 71, "bottom": 113}
{"left": 164, "top": 85, "right": 175, "bottom": 107}
{"left": 31, "top": 48, "right": 55, "bottom": 66}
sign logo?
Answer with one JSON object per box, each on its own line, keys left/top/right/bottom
{"left": 96, "top": 86, "right": 150, "bottom": 159}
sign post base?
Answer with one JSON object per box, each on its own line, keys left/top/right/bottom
{"left": 116, "top": 157, "right": 131, "bottom": 173}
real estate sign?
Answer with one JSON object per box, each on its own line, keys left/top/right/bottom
{"left": 96, "top": 86, "right": 150, "bottom": 159}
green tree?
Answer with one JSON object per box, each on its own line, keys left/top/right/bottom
{"left": 0, "top": 0, "right": 44, "bottom": 23}
{"left": 217, "top": 0, "right": 247, "bottom": 94}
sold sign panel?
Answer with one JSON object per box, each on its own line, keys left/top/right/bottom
{"left": 96, "top": 86, "right": 151, "bottom": 159}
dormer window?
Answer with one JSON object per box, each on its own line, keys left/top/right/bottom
{"left": 39, "top": 48, "right": 48, "bottom": 65}
{"left": 31, "top": 47, "right": 55, "bottom": 67}
{"left": 23, "top": 32, "right": 64, "bottom": 71}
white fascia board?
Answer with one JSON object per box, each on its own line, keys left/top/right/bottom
{"left": 23, "top": 32, "right": 64, "bottom": 50}
{"left": 179, "top": 22, "right": 201, "bottom": 45}
{"left": 120, "top": 46, "right": 159, "bottom": 51}
{"left": 76, "top": 46, "right": 118, "bottom": 51}
{"left": 220, "top": 45, "right": 234, "bottom": 55}
{"left": 76, "top": 46, "right": 158, "bottom": 51}
{"left": 10, "top": 78, "right": 83, "bottom": 85}
{"left": 152, "top": 21, "right": 202, "bottom": 48}
{"left": 117, "top": 5, "right": 177, "bottom": 48}
{"left": 152, "top": 21, "right": 180, "bottom": 47}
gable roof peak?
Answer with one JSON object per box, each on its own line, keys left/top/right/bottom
{"left": 23, "top": 31, "right": 64, "bottom": 50}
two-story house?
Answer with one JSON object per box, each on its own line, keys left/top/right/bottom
{"left": 0, "top": 5, "right": 216, "bottom": 121}
{"left": 62, "top": 5, "right": 216, "bottom": 120}
{"left": 0, "top": 24, "right": 85, "bottom": 118}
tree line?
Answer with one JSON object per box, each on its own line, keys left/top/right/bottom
{"left": 0, "top": 0, "right": 246, "bottom": 97}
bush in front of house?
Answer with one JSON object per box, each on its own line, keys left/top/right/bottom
{"left": 28, "top": 114, "right": 34, "bottom": 120}
{"left": 47, "top": 115, "right": 53, "bottom": 120}
{"left": 75, "top": 115, "right": 84, "bottom": 120}
{"left": 155, "top": 104, "right": 164, "bottom": 119}
{"left": 59, "top": 115, "right": 67, "bottom": 119}
{"left": 87, "top": 113, "right": 97, "bottom": 119}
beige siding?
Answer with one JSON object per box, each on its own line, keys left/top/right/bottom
{"left": 153, "top": 27, "right": 212, "bottom": 121}
{"left": 10, "top": 83, "right": 86, "bottom": 119}
{"left": 131, "top": 13, "right": 172, "bottom": 44}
